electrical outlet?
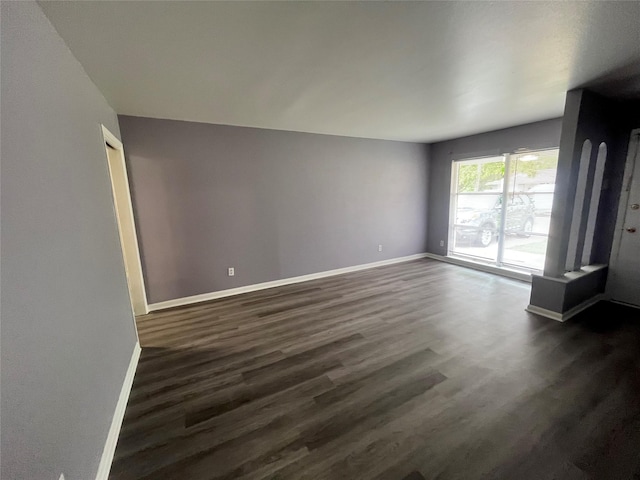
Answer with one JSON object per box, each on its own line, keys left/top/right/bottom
{"left": 227, "top": 267, "right": 235, "bottom": 277}
{"left": 378, "top": 244, "right": 383, "bottom": 252}
{"left": 440, "top": 240, "right": 445, "bottom": 247}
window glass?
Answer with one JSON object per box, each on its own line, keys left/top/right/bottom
{"left": 450, "top": 149, "right": 559, "bottom": 273}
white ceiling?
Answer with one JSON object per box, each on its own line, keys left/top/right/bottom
{"left": 40, "top": 1, "right": 640, "bottom": 142}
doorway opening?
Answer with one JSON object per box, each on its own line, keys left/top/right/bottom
{"left": 448, "top": 149, "right": 559, "bottom": 273}
{"left": 102, "top": 125, "right": 148, "bottom": 317}
{"left": 607, "top": 129, "right": 640, "bottom": 308}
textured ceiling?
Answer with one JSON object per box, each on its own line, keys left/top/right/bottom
{"left": 40, "top": 1, "right": 640, "bottom": 142}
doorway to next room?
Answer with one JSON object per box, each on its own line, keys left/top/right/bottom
{"left": 102, "top": 125, "right": 148, "bottom": 318}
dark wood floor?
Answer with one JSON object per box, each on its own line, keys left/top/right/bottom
{"left": 110, "top": 259, "right": 640, "bottom": 480}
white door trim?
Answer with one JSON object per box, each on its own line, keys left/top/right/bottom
{"left": 607, "top": 129, "right": 640, "bottom": 300}
{"left": 101, "top": 125, "right": 149, "bottom": 316}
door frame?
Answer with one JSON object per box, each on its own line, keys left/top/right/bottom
{"left": 101, "top": 124, "right": 149, "bottom": 316}
{"left": 607, "top": 128, "right": 640, "bottom": 303}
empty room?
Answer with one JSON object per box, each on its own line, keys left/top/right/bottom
{"left": 3, "top": 1, "right": 640, "bottom": 479}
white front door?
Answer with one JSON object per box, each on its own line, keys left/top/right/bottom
{"left": 608, "top": 131, "right": 640, "bottom": 308}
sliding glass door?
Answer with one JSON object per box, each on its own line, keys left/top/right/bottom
{"left": 449, "top": 156, "right": 505, "bottom": 264}
{"left": 449, "top": 149, "right": 559, "bottom": 272}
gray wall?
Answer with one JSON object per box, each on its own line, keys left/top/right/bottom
{"left": 544, "top": 90, "right": 630, "bottom": 275}
{"left": 1, "top": 2, "right": 138, "bottom": 479}
{"left": 597, "top": 99, "right": 640, "bottom": 265}
{"left": 528, "top": 90, "right": 636, "bottom": 315}
{"left": 426, "top": 118, "right": 563, "bottom": 256}
{"left": 530, "top": 267, "right": 608, "bottom": 313}
{"left": 580, "top": 94, "right": 636, "bottom": 266}
{"left": 118, "top": 116, "right": 430, "bottom": 304}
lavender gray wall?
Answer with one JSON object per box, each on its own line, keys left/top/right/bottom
{"left": 426, "top": 118, "right": 564, "bottom": 256}
{"left": 119, "top": 116, "right": 430, "bottom": 304}
{"left": 1, "top": 2, "right": 138, "bottom": 479}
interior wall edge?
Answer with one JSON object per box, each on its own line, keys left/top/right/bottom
{"left": 1, "top": 2, "right": 139, "bottom": 479}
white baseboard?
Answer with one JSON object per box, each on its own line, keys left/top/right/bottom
{"left": 525, "top": 304, "right": 564, "bottom": 322}
{"left": 95, "top": 342, "right": 141, "bottom": 480}
{"left": 422, "top": 253, "right": 532, "bottom": 283}
{"left": 610, "top": 299, "right": 640, "bottom": 310}
{"left": 148, "top": 253, "right": 430, "bottom": 312}
{"left": 526, "top": 293, "right": 605, "bottom": 322}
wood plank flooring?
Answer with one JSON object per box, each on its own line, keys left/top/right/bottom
{"left": 110, "top": 259, "right": 640, "bottom": 480}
